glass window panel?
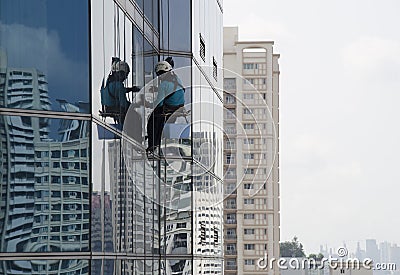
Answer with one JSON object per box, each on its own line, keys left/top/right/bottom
{"left": 133, "top": 26, "right": 144, "bottom": 88}
{"left": 0, "top": 115, "right": 90, "bottom": 253}
{"left": 144, "top": 0, "right": 153, "bottom": 26}
{"left": 163, "top": 0, "right": 191, "bottom": 52}
{"left": 152, "top": 0, "right": 159, "bottom": 30}
{"left": 0, "top": 260, "right": 89, "bottom": 274}
{"left": 0, "top": 0, "right": 89, "bottom": 113}
{"left": 134, "top": 0, "right": 144, "bottom": 12}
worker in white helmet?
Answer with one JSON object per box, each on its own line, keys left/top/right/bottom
{"left": 146, "top": 58, "right": 185, "bottom": 154}
{"left": 100, "top": 58, "right": 140, "bottom": 124}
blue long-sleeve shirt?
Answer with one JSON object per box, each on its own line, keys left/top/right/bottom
{"left": 155, "top": 77, "right": 185, "bottom": 107}
{"left": 101, "top": 80, "right": 130, "bottom": 109}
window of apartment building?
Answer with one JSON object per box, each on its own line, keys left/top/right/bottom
{"left": 244, "top": 229, "right": 255, "bottom": 235}
{"left": 224, "top": 93, "right": 236, "bottom": 104}
{"left": 226, "top": 213, "right": 237, "bottom": 223}
{"left": 243, "top": 138, "right": 254, "bottom": 145}
{"left": 243, "top": 93, "right": 254, "bottom": 100}
{"left": 227, "top": 244, "right": 236, "bottom": 252}
{"left": 225, "top": 168, "right": 236, "bottom": 179}
{"left": 244, "top": 168, "right": 254, "bottom": 174}
{"left": 244, "top": 153, "right": 254, "bottom": 159}
{"left": 262, "top": 78, "right": 267, "bottom": 85}
{"left": 225, "top": 123, "right": 236, "bottom": 134}
{"left": 226, "top": 199, "right": 236, "bottom": 209}
{"left": 226, "top": 184, "right": 236, "bottom": 194}
{"left": 227, "top": 228, "right": 236, "bottom": 237}
{"left": 244, "top": 259, "right": 255, "bottom": 265}
{"left": 244, "top": 183, "right": 253, "bottom": 189}
{"left": 224, "top": 78, "right": 237, "bottom": 91}
{"left": 225, "top": 154, "right": 235, "bottom": 164}
{"left": 244, "top": 198, "right": 254, "bottom": 204}
{"left": 225, "top": 140, "right": 235, "bottom": 150}
{"left": 226, "top": 259, "right": 237, "bottom": 267}
{"left": 243, "top": 123, "right": 254, "bottom": 129}
{"left": 243, "top": 63, "right": 258, "bottom": 70}
{"left": 243, "top": 78, "right": 254, "bottom": 85}
{"left": 243, "top": 63, "right": 253, "bottom": 69}
{"left": 244, "top": 213, "right": 254, "bottom": 219}
{"left": 244, "top": 244, "right": 255, "bottom": 250}
{"left": 225, "top": 108, "right": 236, "bottom": 119}
{"left": 243, "top": 108, "right": 253, "bottom": 114}
{"left": 177, "top": 223, "right": 186, "bottom": 228}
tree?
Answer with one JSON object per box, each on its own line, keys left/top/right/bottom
{"left": 308, "top": 253, "right": 324, "bottom": 261}
{"left": 280, "top": 236, "right": 306, "bottom": 257}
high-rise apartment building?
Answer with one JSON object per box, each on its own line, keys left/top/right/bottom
{"left": 223, "top": 27, "right": 280, "bottom": 275}
{"left": 0, "top": 0, "right": 223, "bottom": 274}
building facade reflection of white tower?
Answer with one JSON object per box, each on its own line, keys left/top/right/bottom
{"left": 0, "top": 51, "right": 90, "bottom": 274}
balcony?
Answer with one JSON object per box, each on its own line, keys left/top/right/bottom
{"left": 225, "top": 265, "right": 237, "bottom": 270}
{"left": 225, "top": 219, "right": 237, "bottom": 224}
{"left": 224, "top": 189, "right": 237, "bottom": 196}
{"left": 225, "top": 204, "right": 237, "bottom": 210}
{"left": 225, "top": 250, "right": 237, "bottom": 255}
{"left": 225, "top": 235, "right": 237, "bottom": 240}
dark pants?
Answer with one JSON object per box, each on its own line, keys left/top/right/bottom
{"left": 147, "top": 104, "right": 182, "bottom": 150}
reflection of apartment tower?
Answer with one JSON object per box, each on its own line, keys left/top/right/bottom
{"left": 223, "top": 27, "right": 280, "bottom": 275}
{"left": 0, "top": 51, "right": 50, "bottom": 111}
{"left": 108, "top": 141, "right": 159, "bottom": 274}
{"left": 192, "top": 132, "right": 223, "bottom": 275}
{"left": 0, "top": 54, "right": 89, "bottom": 273}
{"left": 92, "top": 192, "right": 114, "bottom": 275}
{"left": 31, "top": 113, "right": 90, "bottom": 273}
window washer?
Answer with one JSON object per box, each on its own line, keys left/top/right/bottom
{"left": 100, "top": 59, "right": 140, "bottom": 124}
{"left": 146, "top": 59, "right": 185, "bottom": 154}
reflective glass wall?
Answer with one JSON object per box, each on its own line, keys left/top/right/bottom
{"left": 0, "top": 0, "right": 90, "bottom": 113}
{"left": 0, "top": 0, "right": 91, "bottom": 274}
{"left": 1, "top": 0, "right": 223, "bottom": 274}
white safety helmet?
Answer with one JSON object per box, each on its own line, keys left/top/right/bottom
{"left": 155, "top": 61, "right": 172, "bottom": 75}
{"left": 112, "top": 60, "right": 130, "bottom": 74}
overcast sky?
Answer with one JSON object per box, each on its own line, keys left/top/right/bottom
{"left": 224, "top": 0, "right": 400, "bottom": 254}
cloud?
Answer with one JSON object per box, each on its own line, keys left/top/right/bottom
{"left": 0, "top": 22, "right": 89, "bottom": 110}
{"left": 342, "top": 36, "right": 400, "bottom": 81}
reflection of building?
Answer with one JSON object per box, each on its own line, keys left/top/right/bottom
{"left": 0, "top": 100, "right": 89, "bottom": 273}
{"left": 0, "top": 51, "right": 50, "bottom": 111}
{"left": 1, "top": 0, "right": 223, "bottom": 274}
{"left": 223, "top": 27, "right": 280, "bottom": 275}
{"left": 92, "top": 192, "right": 114, "bottom": 275}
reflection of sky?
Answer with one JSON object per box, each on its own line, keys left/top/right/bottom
{"left": 0, "top": 0, "right": 89, "bottom": 112}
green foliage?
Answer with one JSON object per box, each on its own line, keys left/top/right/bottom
{"left": 280, "top": 236, "right": 306, "bottom": 257}
{"left": 308, "top": 253, "right": 324, "bottom": 261}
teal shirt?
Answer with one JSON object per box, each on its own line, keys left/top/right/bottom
{"left": 101, "top": 80, "right": 130, "bottom": 109}
{"left": 155, "top": 77, "right": 185, "bottom": 107}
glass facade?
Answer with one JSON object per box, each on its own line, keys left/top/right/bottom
{"left": 1, "top": 0, "right": 223, "bottom": 274}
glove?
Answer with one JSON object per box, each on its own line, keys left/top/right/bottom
{"left": 127, "top": 86, "right": 141, "bottom": 93}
